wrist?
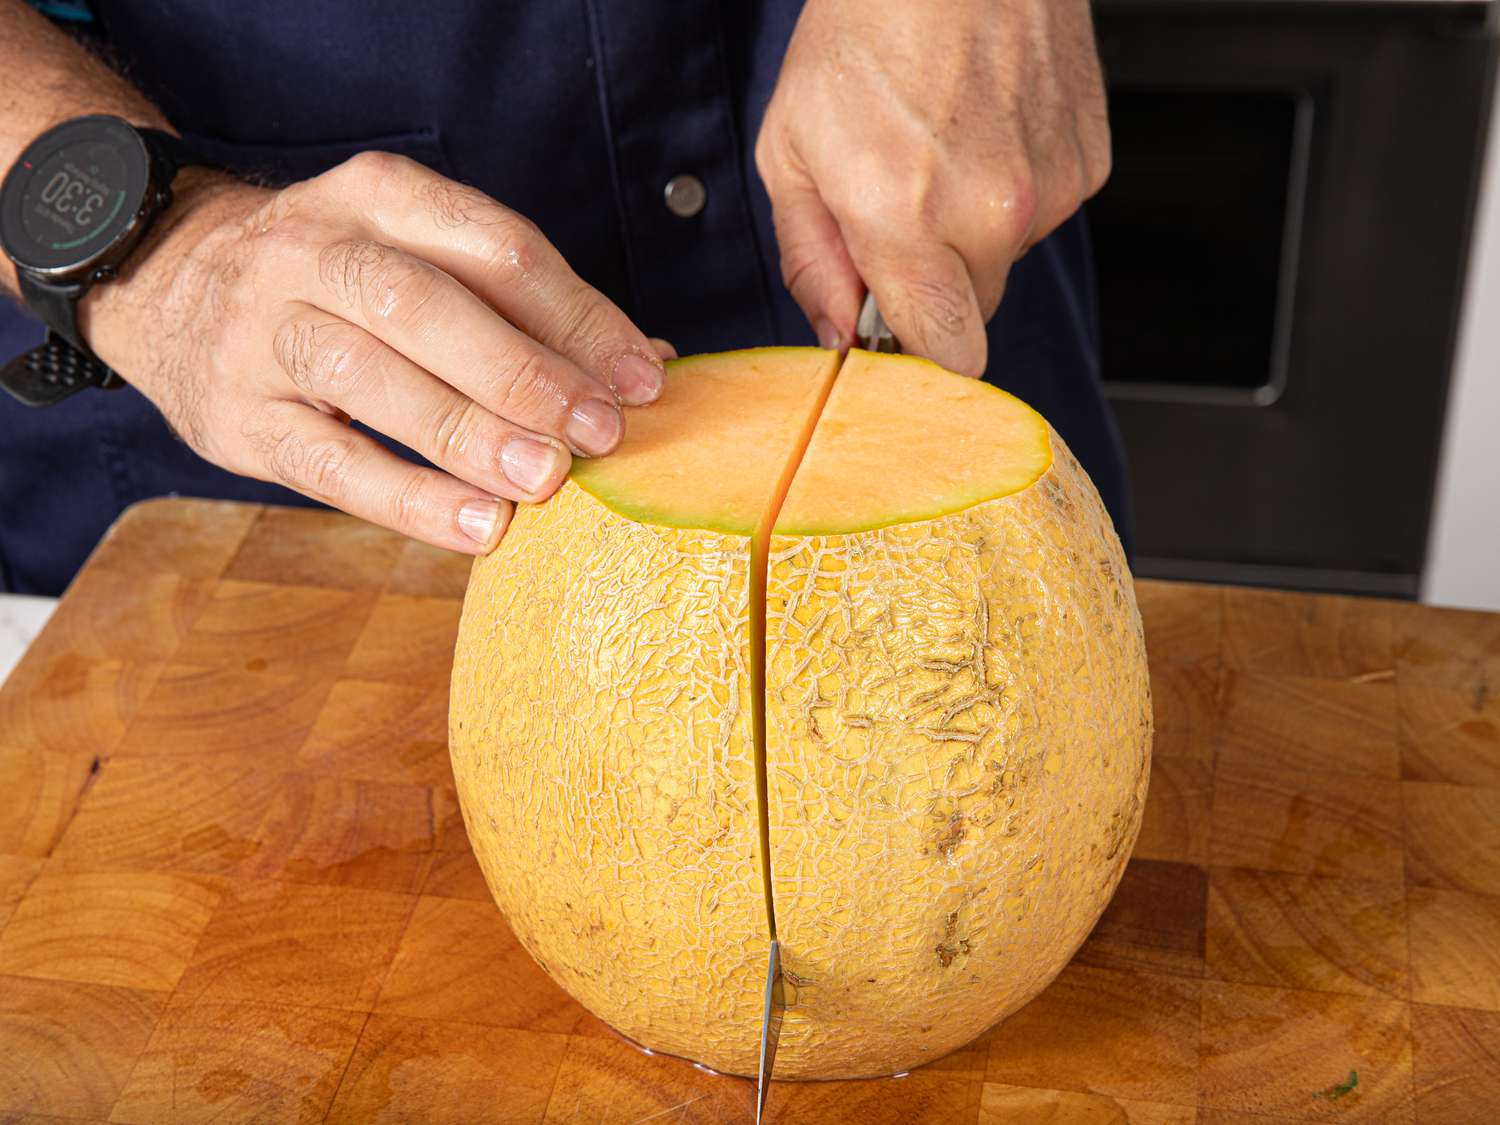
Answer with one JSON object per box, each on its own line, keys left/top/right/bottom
{"left": 78, "top": 169, "right": 268, "bottom": 381}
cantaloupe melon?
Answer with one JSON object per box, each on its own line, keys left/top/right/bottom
{"left": 449, "top": 347, "right": 1151, "bottom": 1080}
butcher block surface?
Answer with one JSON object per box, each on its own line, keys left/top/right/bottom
{"left": 1, "top": 497, "right": 1497, "bottom": 1124}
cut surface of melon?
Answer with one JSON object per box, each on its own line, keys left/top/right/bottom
{"left": 573, "top": 347, "right": 1052, "bottom": 538}
{"left": 775, "top": 350, "right": 1052, "bottom": 535}
{"left": 571, "top": 347, "right": 840, "bottom": 536}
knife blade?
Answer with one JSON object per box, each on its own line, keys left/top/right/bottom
{"left": 756, "top": 938, "right": 785, "bottom": 1123}
{"left": 856, "top": 292, "right": 899, "bottom": 353}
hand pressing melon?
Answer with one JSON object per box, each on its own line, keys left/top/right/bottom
{"left": 449, "top": 347, "right": 1151, "bottom": 1079}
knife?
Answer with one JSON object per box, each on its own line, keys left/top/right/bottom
{"left": 856, "top": 292, "right": 899, "bottom": 353}
{"left": 756, "top": 939, "right": 785, "bottom": 1123}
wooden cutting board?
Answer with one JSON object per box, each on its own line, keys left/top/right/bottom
{"left": 1, "top": 498, "right": 1497, "bottom": 1124}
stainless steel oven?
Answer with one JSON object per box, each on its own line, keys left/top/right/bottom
{"left": 1092, "top": 1, "right": 1498, "bottom": 595}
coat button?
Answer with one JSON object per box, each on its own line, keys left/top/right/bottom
{"left": 663, "top": 174, "right": 706, "bottom": 218}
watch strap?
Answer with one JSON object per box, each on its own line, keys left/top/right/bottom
{"left": 141, "top": 128, "right": 205, "bottom": 179}
{"left": 17, "top": 271, "right": 88, "bottom": 352}
{"left": 0, "top": 333, "right": 120, "bottom": 408}
{"left": 7, "top": 267, "right": 122, "bottom": 407}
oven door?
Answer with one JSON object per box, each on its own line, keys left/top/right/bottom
{"left": 1092, "top": 1, "right": 1497, "bottom": 595}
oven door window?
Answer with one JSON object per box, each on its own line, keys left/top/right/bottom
{"left": 1092, "top": 89, "right": 1312, "bottom": 405}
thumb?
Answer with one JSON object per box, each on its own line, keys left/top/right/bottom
{"left": 767, "top": 171, "right": 865, "bottom": 350}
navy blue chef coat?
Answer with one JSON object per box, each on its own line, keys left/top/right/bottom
{"left": 0, "top": 1, "right": 1130, "bottom": 596}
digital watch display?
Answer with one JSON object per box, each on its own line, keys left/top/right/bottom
{"left": 1, "top": 115, "right": 155, "bottom": 277}
{"left": 0, "top": 115, "right": 199, "bottom": 407}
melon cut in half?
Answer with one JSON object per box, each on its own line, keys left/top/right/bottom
{"left": 449, "top": 347, "right": 1151, "bottom": 1079}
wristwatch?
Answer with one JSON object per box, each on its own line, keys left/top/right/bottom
{"left": 0, "top": 114, "right": 204, "bottom": 407}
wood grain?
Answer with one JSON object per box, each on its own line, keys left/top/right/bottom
{"left": 84, "top": 498, "right": 256, "bottom": 580}
{"left": 1135, "top": 580, "right": 1222, "bottom": 665}
{"left": 0, "top": 869, "right": 223, "bottom": 990}
{"left": 223, "top": 507, "right": 404, "bottom": 591}
{"left": 1199, "top": 980, "right": 1414, "bottom": 1122}
{"left": 0, "top": 498, "right": 1497, "bottom": 1122}
{"left": 49, "top": 757, "right": 281, "bottom": 876}
{"left": 108, "top": 995, "right": 366, "bottom": 1125}
{"left": 237, "top": 775, "right": 456, "bottom": 894}
{"left": 171, "top": 580, "right": 375, "bottom": 676}
{"left": 0, "top": 747, "right": 96, "bottom": 857}
{"left": 0, "top": 654, "right": 164, "bottom": 757}
{"left": 0, "top": 976, "right": 164, "bottom": 1119}
{"left": 342, "top": 596, "right": 463, "bottom": 685}
{"left": 1205, "top": 868, "right": 1409, "bottom": 999}
{"left": 1410, "top": 1003, "right": 1500, "bottom": 1124}
{"left": 173, "top": 879, "right": 414, "bottom": 1011}
{"left": 1393, "top": 601, "right": 1500, "bottom": 667}
{"left": 1222, "top": 588, "right": 1394, "bottom": 678}
{"left": 0, "top": 855, "right": 42, "bottom": 932}
{"left": 1218, "top": 671, "right": 1399, "bottom": 781}
{"left": 1397, "top": 660, "right": 1500, "bottom": 787}
{"left": 1148, "top": 657, "right": 1222, "bottom": 744}
{"left": 26, "top": 569, "right": 211, "bottom": 663}
{"left": 978, "top": 1083, "right": 1194, "bottom": 1124}
{"left": 324, "top": 1015, "right": 568, "bottom": 1124}
{"left": 979, "top": 963, "right": 1201, "bottom": 1106}
{"left": 1405, "top": 887, "right": 1500, "bottom": 1011}
{"left": 112, "top": 662, "right": 334, "bottom": 768}
{"left": 384, "top": 538, "right": 474, "bottom": 599}
{"left": 1076, "top": 859, "right": 1206, "bottom": 979}
{"left": 418, "top": 846, "right": 491, "bottom": 902}
{"left": 1131, "top": 747, "right": 1214, "bottom": 867}
{"left": 295, "top": 679, "right": 451, "bottom": 788}
{"left": 374, "top": 896, "right": 598, "bottom": 1035}
{"left": 1210, "top": 754, "right": 1405, "bottom": 883}
{"left": 1402, "top": 781, "right": 1500, "bottom": 895}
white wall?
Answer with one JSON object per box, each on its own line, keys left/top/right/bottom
{"left": 1423, "top": 72, "right": 1500, "bottom": 612}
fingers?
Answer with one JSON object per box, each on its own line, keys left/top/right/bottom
{"left": 761, "top": 162, "right": 865, "bottom": 351}
{"left": 270, "top": 311, "right": 572, "bottom": 503}
{"left": 298, "top": 237, "right": 626, "bottom": 458}
{"left": 649, "top": 337, "right": 678, "bottom": 361}
{"left": 846, "top": 231, "right": 991, "bottom": 377}
{"left": 339, "top": 154, "right": 665, "bottom": 407}
{"left": 244, "top": 398, "right": 514, "bottom": 554}
{"left": 759, "top": 141, "right": 1016, "bottom": 375}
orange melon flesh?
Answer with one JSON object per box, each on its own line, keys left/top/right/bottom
{"left": 574, "top": 347, "right": 1053, "bottom": 537}
{"left": 571, "top": 347, "right": 840, "bottom": 536}
{"left": 774, "top": 350, "right": 1052, "bottom": 535}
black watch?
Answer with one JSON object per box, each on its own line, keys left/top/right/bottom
{"left": 0, "top": 114, "right": 204, "bottom": 407}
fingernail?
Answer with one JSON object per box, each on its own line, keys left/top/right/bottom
{"left": 816, "top": 317, "right": 842, "bottom": 350}
{"left": 611, "top": 353, "right": 664, "bottom": 406}
{"left": 500, "top": 437, "right": 562, "bottom": 494}
{"left": 566, "top": 398, "right": 623, "bottom": 456}
{"left": 457, "top": 498, "right": 508, "bottom": 548}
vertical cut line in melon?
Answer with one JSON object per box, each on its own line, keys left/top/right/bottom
{"left": 568, "top": 346, "right": 844, "bottom": 946}
{"left": 750, "top": 352, "right": 841, "bottom": 940}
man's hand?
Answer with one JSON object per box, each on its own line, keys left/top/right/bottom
{"left": 755, "top": 0, "right": 1110, "bottom": 376}
{"left": 81, "top": 156, "right": 672, "bottom": 552}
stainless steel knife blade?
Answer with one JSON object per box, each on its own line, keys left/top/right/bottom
{"left": 756, "top": 939, "right": 785, "bottom": 1123}
{"left": 856, "top": 292, "right": 899, "bottom": 353}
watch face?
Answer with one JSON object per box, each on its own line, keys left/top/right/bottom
{"left": 0, "top": 116, "right": 153, "bottom": 276}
